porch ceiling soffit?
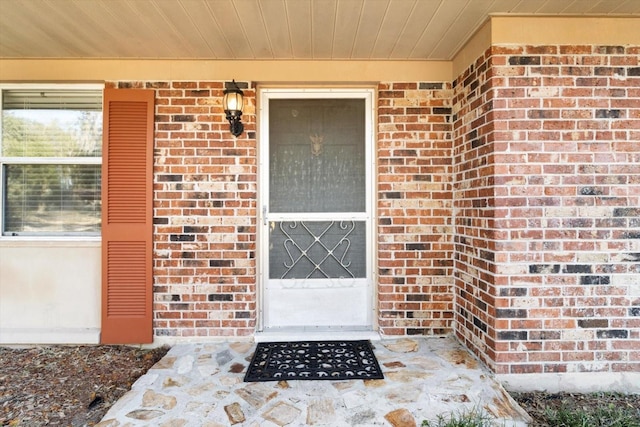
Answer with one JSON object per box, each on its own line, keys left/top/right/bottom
{"left": 0, "top": 0, "right": 639, "bottom": 81}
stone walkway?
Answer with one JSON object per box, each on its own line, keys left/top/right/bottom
{"left": 97, "top": 336, "right": 531, "bottom": 426}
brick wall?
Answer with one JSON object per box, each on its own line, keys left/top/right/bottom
{"left": 110, "top": 80, "right": 458, "bottom": 340}
{"left": 451, "top": 49, "right": 499, "bottom": 368}
{"left": 377, "top": 82, "right": 455, "bottom": 336}
{"left": 108, "top": 81, "right": 258, "bottom": 339}
{"left": 453, "top": 46, "right": 640, "bottom": 374}
{"left": 111, "top": 48, "right": 639, "bottom": 376}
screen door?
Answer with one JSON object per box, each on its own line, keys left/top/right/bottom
{"left": 260, "top": 89, "right": 374, "bottom": 331}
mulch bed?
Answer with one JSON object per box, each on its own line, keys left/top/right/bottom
{"left": 0, "top": 345, "right": 168, "bottom": 426}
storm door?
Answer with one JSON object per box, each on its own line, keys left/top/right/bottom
{"left": 259, "top": 89, "right": 374, "bottom": 331}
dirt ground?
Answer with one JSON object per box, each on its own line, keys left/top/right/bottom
{"left": 0, "top": 345, "right": 638, "bottom": 426}
{"left": 0, "top": 345, "right": 168, "bottom": 426}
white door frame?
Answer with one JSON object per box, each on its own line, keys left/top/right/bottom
{"left": 257, "top": 87, "right": 376, "bottom": 335}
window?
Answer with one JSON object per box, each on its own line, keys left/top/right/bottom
{"left": 0, "top": 86, "right": 103, "bottom": 236}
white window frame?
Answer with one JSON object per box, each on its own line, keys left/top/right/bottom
{"left": 0, "top": 83, "right": 104, "bottom": 240}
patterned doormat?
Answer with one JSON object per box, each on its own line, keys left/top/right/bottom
{"left": 244, "top": 340, "right": 384, "bottom": 382}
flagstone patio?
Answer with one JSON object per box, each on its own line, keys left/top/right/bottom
{"left": 97, "top": 336, "right": 532, "bottom": 426}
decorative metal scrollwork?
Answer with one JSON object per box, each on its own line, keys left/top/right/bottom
{"left": 280, "top": 221, "right": 356, "bottom": 279}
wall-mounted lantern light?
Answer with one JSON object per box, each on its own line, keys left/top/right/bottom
{"left": 223, "top": 80, "right": 244, "bottom": 137}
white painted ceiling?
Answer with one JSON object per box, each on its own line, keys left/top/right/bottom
{"left": 1, "top": 0, "right": 639, "bottom": 61}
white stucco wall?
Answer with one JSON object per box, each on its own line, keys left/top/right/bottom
{"left": 0, "top": 240, "right": 101, "bottom": 344}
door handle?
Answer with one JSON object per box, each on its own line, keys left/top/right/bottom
{"left": 262, "top": 205, "right": 267, "bottom": 226}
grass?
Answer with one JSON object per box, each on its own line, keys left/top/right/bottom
{"left": 541, "top": 398, "right": 640, "bottom": 427}
{"left": 424, "top": 392, "right": 640, "bottom": 427}
{"left": 421, "top": 409, "right": 493, "bottom": 427}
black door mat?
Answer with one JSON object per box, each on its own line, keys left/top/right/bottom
{"left": 244, "top": 340, "right": 384, "bottom": 382}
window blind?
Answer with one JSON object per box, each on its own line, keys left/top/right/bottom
{"left": 1, "top": 88, "right": 103, "bottom": 235}
{"left": 4, "top": 164, "right": 101, "bottom": 234}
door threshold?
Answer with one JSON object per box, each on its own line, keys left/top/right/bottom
{"left": 255, "top": 327, "right": 381, "bottom": 343}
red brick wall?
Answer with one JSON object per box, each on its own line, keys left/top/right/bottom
{"left": 109, "top": 80, "right": 458, "bottom": 340}
{"left": 453, "top": 45, "right": 640, "bottom": 374}
{"left": 107, "top": 81, "right": 258, "bottom": 339}
{"left": 451, "top": 49, "right": 499, "bottom": 369}
{"left": 111, "top": 47, "right": 640, "bottom": 375}
{"left": 377, "top": 82, "right": 456, "bottom": 336}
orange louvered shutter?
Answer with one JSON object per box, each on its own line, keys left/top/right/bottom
{"left": 101, "top": 89, "right": 154, "bottom": 344}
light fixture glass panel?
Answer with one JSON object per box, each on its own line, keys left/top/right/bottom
{"left": 224, "top": 92, "right": 243, "bottom": 112}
